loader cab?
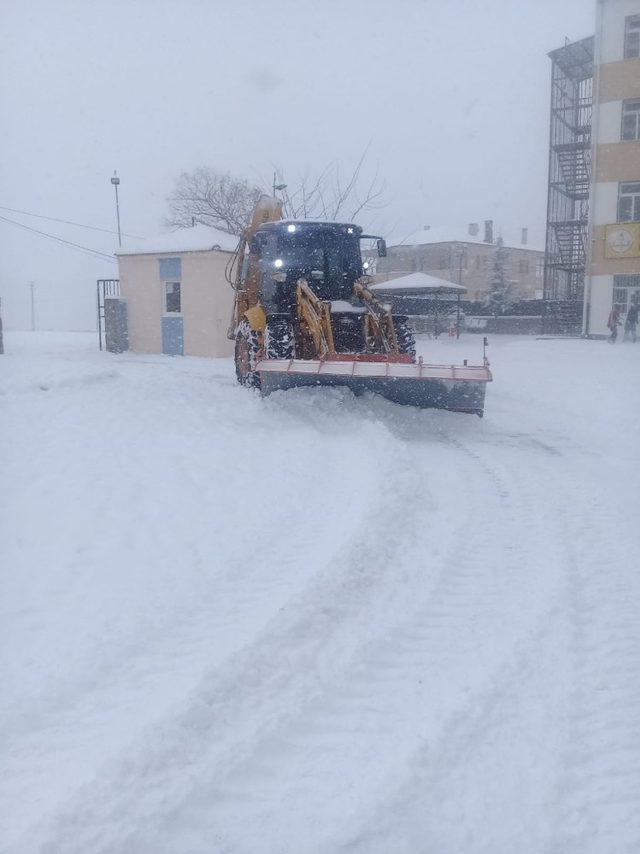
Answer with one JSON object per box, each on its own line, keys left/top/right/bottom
{"left": 251, "top": 221, "right": 365, "bottom": 314}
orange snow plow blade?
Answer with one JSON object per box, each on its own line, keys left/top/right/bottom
{"left": 257, "top": 358, "right": 493, "bottom": 417}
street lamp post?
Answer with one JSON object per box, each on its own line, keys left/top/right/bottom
{"left": 272, "top": 171, "right": 287, "bottom": 198}
{"left": 111, "top": 171, "right": 122, "bottom": 248}
{"left": 455, "top": 245, "right": 466, "bottom": 339}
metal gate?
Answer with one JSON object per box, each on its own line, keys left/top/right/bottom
{"left": 97, "top": 279, "right": 120, "bottom": 350}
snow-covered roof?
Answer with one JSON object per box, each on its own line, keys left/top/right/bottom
{"left": 390, "top": 225, "right": 544, "bottom": 254}
{"left": 370, "top": 272, "right": 467, "bottom": 295}
{"left": 116, "top": 224, "right": 238, "bottom": 256}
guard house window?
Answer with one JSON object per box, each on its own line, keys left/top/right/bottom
{"left": 159, "top": 257, "right": 182, "bottom": 313}
{"left": 165, "top": 282, "right": 181, "bottom": 313}
{"left": 622, "top": 100, "right": 640, "bottom": 140}
{"left": 618, "top": 183, "right": 640, "bottom": 222}
{"left": 624, "top": 15, "right": 640, "bottom": 59}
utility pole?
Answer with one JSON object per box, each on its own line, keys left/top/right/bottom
{"left": 456, "top": 247, "right": 465, "bottom": 339}
{"left": 111, "top": 171, "right": 122, "bottom": 248}
{"left": 30, "top": 281, "right": 35, "bottom": 331}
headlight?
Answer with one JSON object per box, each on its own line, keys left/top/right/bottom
{"left": 274, "top": 258, "right": 284, "bottom": 268}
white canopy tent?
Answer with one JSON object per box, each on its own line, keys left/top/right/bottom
{"left": 370, "top": 273, "right": 466, "bottom": 338}
{"left": 370, "top": 272, "right": 467, "bottom": 297}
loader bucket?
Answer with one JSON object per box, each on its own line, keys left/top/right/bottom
{"left": 256, "top": 358, "right": 492, "bottom": 416}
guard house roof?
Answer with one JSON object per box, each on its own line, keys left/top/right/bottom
{"left": 115, "top": 224, "right": 238, "bottom": 256}
{"left": 370, "top": 272, "right": 467, "bottom": 296}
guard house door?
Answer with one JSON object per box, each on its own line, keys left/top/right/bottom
{"left": 160, "top": 258, "right": 184, "bottom": 355}
{"left": 162, "top": 316, "right": 184, "bottom": 355}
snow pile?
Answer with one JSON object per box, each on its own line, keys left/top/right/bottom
{"left": 1, "top": 331, "right": 639, "bottom": 853}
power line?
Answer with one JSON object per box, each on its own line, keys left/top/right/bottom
{"left": 0, "top": 214, "right": 117, "bottom": 263}
{"left": 0, "top": 204, "right": 144, "bottom": 239}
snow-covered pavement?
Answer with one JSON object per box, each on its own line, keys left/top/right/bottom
{"left": 2, "top": 331, "right": 639, "bottom": 854}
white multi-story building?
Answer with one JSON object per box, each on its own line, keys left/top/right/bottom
{"left": 585, "top": 0, "right": 640, "bottom": 335}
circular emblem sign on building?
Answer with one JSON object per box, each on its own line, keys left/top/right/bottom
{"left": 607, "top": 226, "right": 635, "bottom": 255}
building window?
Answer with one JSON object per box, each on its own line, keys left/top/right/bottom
{"left": 622, "top": 99, "right": 640, "bottom": 140}
{"left": 165, "top": 281, "right": 181, "bottom": 313}
{"left": 617, "top": 183, "right": 640, "bottom": 222}
{"left": 518, "top": 258, "right": 530, "bottom": 275}
{"left": 624, "top": 15, "right": 640, "bottom": 59}
{"left": 535, "top": 257, "right": 544, "bottom": 279}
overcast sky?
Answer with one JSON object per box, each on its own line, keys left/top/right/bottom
{"left": 1, "top": 0, "right": 594, "bottom": 330}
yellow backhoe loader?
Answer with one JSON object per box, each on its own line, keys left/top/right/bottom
{"left": 227, "top": 196, "right": 492, "bottom": 415}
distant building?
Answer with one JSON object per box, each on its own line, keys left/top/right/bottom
{"left": 586, "top": 0, "right": 640, "bottom": 335}
{"left": 373, "top": 221, "right": 544, "bottom": 302}
{"left": 114, "top": 226, "right": 237, "bottom": 357}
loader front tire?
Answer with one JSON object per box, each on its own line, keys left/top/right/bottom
{"left": 235, "top": 320, "right": 262, "bottom": 389}
{"left": 395, "top": 317, "right": 417, "bottom": 362}
{"left": 265, "top": 317, "right": 295, "bottom": 360}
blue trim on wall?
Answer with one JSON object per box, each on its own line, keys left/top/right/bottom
{"left": 159, "top": 257, "right": 181, "bottom": 280}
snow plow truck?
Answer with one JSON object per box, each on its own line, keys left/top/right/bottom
{"left": 227, "top": 196, "right": 492, "bottom": 416}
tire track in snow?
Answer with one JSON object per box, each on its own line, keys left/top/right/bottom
{"left": 39, "top": 413, "right": 570, "bottom": 854}
{"left": 549, "top": 455, "right": 640, "bottom": 854}
{"left": 326, "top": 426, "right": 575, "bottom": 853}
{"left": 199, "top": 427, "right": 565, "bottom": 853}
{"left": 232, "top": 429, "right": 567, "bottom": 854}
{"left": 411, "top": 429, "right": 640, "bottom": 854}
{"left": 30, "top": 401, "right": 449, "bottom": 854}
{"left": 340, "top": 605, "right": 569, "bottom": 854}
{"left": 1, "top": 380, "right": 394, "bottom": 851}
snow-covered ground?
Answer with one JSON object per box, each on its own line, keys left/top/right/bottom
{"left": 2, "top": 331, "right": 639, "bottom": 854}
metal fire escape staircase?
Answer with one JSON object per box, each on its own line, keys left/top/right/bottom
{"left": 543, "top": 36, "right": 594, "bottom": 331}
{"left": 550, "top": 121, "right": 591, "bottom": 273}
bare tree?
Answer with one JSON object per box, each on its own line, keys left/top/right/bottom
{"left": 276, "top": 148, "right": 386, "bottom": 223}
{"left": 165, "top": 150, "right": 387, "bottom": 237}
{"left": 165, "top": 169, "right": 262, "bottom": 235}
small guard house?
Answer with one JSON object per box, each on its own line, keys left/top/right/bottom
{"left": 113, "top": 226, "right": 238, "bottom": 357}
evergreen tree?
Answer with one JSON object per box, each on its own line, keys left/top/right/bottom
{"left": 485, "top": 238, "right": 513, "bottom": 315}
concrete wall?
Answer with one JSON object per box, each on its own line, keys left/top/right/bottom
{"left": 589, "top": 275, "right": 615, "bottom": 336}
{"left": 598, "top": 57, "right": 640, "bottom": 100}
{"left": 595, "top": 142, "right": 640, "bottom": 181}
{"left": 118, "top": 250, "right": 234, "bottom": 358}
{"left": 181, "top": 253, "right": 235, "bottom": 357}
